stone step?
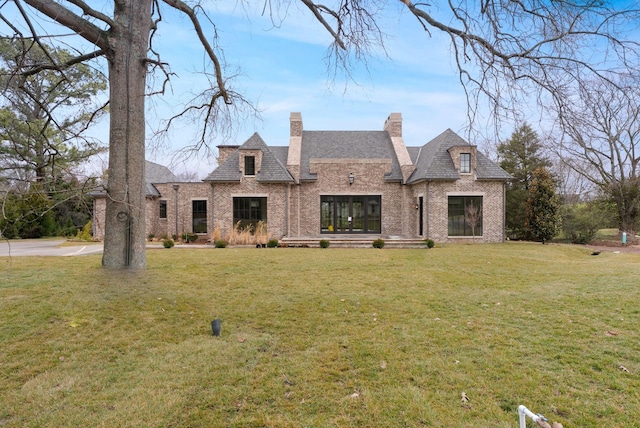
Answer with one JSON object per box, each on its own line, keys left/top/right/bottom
{"left": 279, "top": 237, "right": 430, "bottom": 249}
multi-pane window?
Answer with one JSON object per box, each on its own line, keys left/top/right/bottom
{"left": 192, "top": 200, "right": 207, "bottom": 233}
{"left": 244, "top": 156, "right": 256, "bottom": 176}
{"left": 460, "top": 153, "right": 471, "bottom": 173}
{"left": 233, "top": 197, "right": 267, "bottom": 230}
{"left": 159, "top": 200, "right": 167, "bottom": 219}
{"left": 448, "top": 196, "right": 483, "bottom": 236}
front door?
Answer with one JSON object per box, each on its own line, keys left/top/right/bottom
{"left": 321, "top": 195, "right": 381, "bottom": 234}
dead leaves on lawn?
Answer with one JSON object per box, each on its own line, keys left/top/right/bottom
{"left": 460, "top": 391, "right": 471, "bottom": 409}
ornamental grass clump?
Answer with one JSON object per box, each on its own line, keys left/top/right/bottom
{"left": 254, "top": 221, "right": 269, "bottom": 246}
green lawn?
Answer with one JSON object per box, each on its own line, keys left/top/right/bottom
{"left": 1, "top": 243, "right": 639, "bottom": 427}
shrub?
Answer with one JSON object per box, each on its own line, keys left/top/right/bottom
{"left": 372, "top": 238, "right": 385, "bottom": 249}
{"left": 163, "top": 239, "right": 175, "bottom": 248}
{"left": 76, "top": 221, "right": 93, "bottom": 241}
{"left": 147, "top": 233, "right": 155, "bottom": 241}
{"left": 182, "top": 232, "right": 198, "bottom": 243}
{"left": 424, "top": 238, "right": 435, "bottom": 248}
{"left": 319, "top": 239, "right": 330, "bottom": 248}
{"left": 214, "top": 240, "right": 227, "bottom": 248}
{"left": 267, "top": 238, "right": 279, "bottom": 248}
{"left": 561, "top": 202, "right": 605, "bottom": 244}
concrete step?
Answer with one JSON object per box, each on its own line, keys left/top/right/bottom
{"left": 279, "top": 237, "right": 430, "bottom": 249}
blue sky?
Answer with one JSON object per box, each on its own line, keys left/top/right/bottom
{"left": 144, "top": 2, "right": 481, "bottom": 178}
{"left": 1, "top": 2, "right": 504, "bottom": 179}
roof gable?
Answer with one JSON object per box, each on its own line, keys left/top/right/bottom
{"left": 204, "top": 132, "right": 293, "bottom": 183}
{"left": 407, "top": 129, "right": 511, "bottom": 183}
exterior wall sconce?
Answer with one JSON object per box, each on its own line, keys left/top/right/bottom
{"left": 348, "top": 172, "right": 355, "bottom": 185}
{"left": 415, "top": 203, "right": 419, "bottom": 210}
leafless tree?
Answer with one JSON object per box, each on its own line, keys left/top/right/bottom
{"left": 2, "top": 0, "right": 638, "bottom": 269}
{"left": 550, "top": 78, "right": 640, "bottom": 235}
{"left": 464, "top": 200, "right": 482, "bottom": 242}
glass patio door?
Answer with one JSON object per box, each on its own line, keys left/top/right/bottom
{"left": 321, "top": 195, "right": 381, "bottom": 234}
{"left": 336, "top": 197, "right": 350, "bottom": 232}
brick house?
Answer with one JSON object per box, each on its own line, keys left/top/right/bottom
{"left": 93, "top": 112, "right": 511, "bottom": 243}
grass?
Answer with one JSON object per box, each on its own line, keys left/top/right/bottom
{"left": 1, "top": 242, "right": 639, "bottom": 427}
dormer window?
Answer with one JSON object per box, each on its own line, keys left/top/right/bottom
{"left": 244, "top": 155, "right": 256, "bottom": 176}
{"left": 460, "top": 153, "right": 471, "bottom": 173}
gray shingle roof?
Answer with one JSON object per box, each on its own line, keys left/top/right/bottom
{"left": 204, "top": 133, "right": 293, "bottom": 183}
{"left": 299, "top": 131, "right": 403, "bottom": 181}
{"left": 145, "top": 161, "right": 178, "bottom": 196}
{"left": 407, "top": 129, "right": 511, "bottom": 183}
{"left": 90, "top": 160, "right": 178, "bottom": 197}
{"left": 204, "top": 128, "right": 509, "bottom": 185}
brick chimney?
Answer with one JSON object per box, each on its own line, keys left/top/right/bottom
{"left": 384, "top": 113, "right": 415, "bottom": 183}
{"left": 287, "top": 112, "right": 303, "bottom": 183}
{"left": 383, "top": 112, "right": 402, "bottom": 138}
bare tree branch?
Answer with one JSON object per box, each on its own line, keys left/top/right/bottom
{"left": 22, "top": 0, "right": 110, "bottom": 50}
{"left": 161, "top": 0, "right": 231, "bottom": 104}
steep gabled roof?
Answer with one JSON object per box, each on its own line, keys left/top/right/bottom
{"left": 204, "top": 132, "right": 293, "bottom": 183}
{"left": 474, "top": 152, "right": 513, "bottom": 180}
{"left": 90, "top": 160, "right": 178, "bottom": 197}
{"left": 407, "top": 129, "right": 511, "bottom": 183}
{"left": 299, "top": 130, "right": 404, "bottom": 181}
{"left": 145, "top": 161, "right": 178, "bottom": 196}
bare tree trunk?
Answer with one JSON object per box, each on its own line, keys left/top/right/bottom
{"left": 102, "top": 0, "right": 151, "bottom": 269}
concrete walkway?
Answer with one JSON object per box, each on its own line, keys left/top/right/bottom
{"left": 0, "top": 239, "right": 104, "bottom": 257}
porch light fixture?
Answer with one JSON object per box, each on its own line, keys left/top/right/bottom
{"left": 348, "top": 172, "right": 355, "bottom": 185}
{"left": 415, "top": 203, "right": 419, "bottom": 210}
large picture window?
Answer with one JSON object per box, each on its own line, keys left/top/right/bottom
{"left": 233, "top": 197, "right": 267, "bottom": 230}
{"left": 192, "top": 200, "right": 207, "bottom": 233}
{"left": 448, "top": 196, "right": 483, "bottom": 236}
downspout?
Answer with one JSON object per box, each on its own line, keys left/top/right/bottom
{"left": 297, "top": 184, "right": 301, "bottom": 237}
{"left": 425, "top": 181, "right": 430, "bottom": 239}
{"left": 210, "top": 183, "right": 215, "bottom": 236}
{"left": 503, "top": 181, "right": 507, "bottom": 242}
{"left": 173, "top": 184, "right": 179, "bottom": 237}
{"left": 285, "top": 184, "right": 290, "bottom": 238}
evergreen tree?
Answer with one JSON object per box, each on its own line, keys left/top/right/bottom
{"left": 498, "top": 124, "right": 552, "bottom": 240}
{"left": 0, "top": 39, "right": 107, "bottom": 186}
{"left": 527, "top": 167, "right": 562, "bottom": 244}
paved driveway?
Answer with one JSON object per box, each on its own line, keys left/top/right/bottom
{"left": 0, "top": 239, "right": 103, "bottom": 257}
